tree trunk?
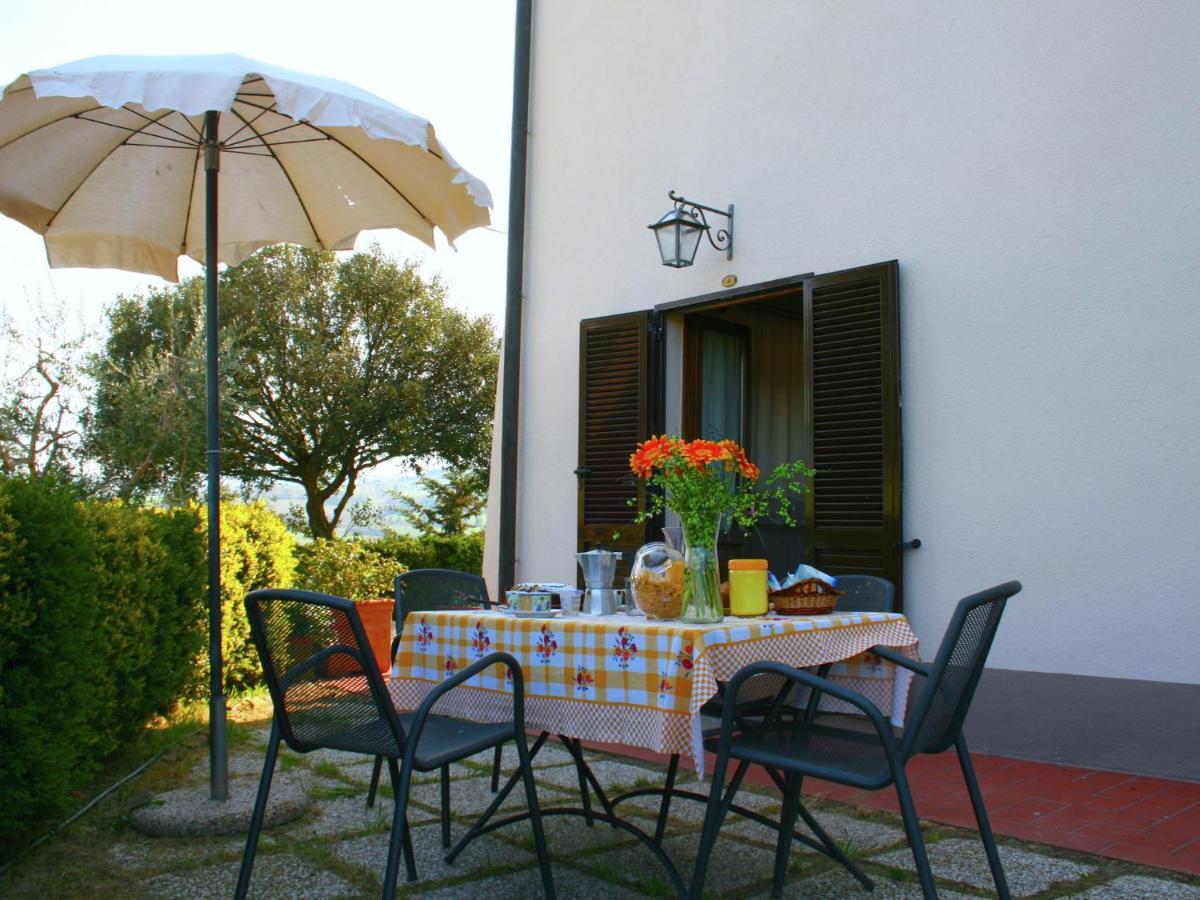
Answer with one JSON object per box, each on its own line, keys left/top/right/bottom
{"left": 305, "top": 488, "right": 335, "bottom": 539}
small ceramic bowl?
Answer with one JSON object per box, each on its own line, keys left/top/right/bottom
{"left": 505, "top": 590, "right": 553, "bottom": 613}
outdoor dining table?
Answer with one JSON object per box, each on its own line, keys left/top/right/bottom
{"left": 390, "top": 607, "right": 919, "bottom": 775}
{"left": 389, "top": 607, "right": 920, "bottom": 895}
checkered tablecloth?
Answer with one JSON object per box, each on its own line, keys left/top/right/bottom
{"left": 389, "top": 610, "right": 919, "bottom": 776}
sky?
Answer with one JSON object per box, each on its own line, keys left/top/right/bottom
{"left": 0, "top": 0, "right": 516, "bottom": 336}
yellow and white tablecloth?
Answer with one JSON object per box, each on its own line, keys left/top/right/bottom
{"left": 390, "top": 609, "right": 919, "bottom": 775}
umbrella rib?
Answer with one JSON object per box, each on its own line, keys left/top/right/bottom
{"left": 226, "top": 135, "right": 331, "bottom": 151}
{"left": 226, "top": 106, "right": 325, "bottom": 247}
{"left": 113, "top": 105, "right": 203, "bottom": 146}
{"left": 224, "top": 118, "right": 318, "bottom": 150}
{"left": 221, "top": 101, "right": 275, "bottom": 147}
{"left": 181, "top": 139, "right": 203, "bottom": 257}
{"left": 44, "top": 107, "right": 182, "bottom": 231}
{"left": 0, "top": 101, "right": 107, "bottom": 153}
{"left": 75, "top": 115, "right": 199, "bottom": 149}
{"left": 300, "top": 122, "right": 439, "bottom": 230}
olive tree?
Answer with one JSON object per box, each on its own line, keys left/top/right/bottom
{"left": 88, "top": 245, "right": 498, "bottom": 538}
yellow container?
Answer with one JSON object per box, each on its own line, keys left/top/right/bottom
{"left": 728, "top": 558, "right": 769, "bottom": 616}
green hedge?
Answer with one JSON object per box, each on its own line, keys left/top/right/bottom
{"left": 81, "top": 501, "right": 207, "bottom": 746}
{"left": 371, "top": 530, "right": 484, "bottom": 575}
{"left": 0, "top": 481, "right": 294, "bottom": 850}
{"left": 197, "top": 500, "right": 297, "bottom": 695}
{"left": 0, "top": 478, "right": 101, "bottom": 845}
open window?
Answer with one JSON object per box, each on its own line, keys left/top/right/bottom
{"left": 578, "top": 261, "right": 903, "bottom": 605}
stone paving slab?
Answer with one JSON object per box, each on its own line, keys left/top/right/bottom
{"left": 339, "top": 759, "right": 462, "bottom": 786}
{"left": 873, "top": 837, "right": 1098, "bottom": 897}
{"left": 140, "top": 852, "right": 355, "bottom": 899}
{"left": 408, "top": 865, "right": 644, "bottom": 899}
{"left": 727, "top": 807, "right": 906, "bottom": 855}
{"left": 1075, "top": 874, "right": 1200, "bottom": 898}
{"left": 575, "top": 826, "right": 780, "bottom": 895}
{"left": 612, "top": 783, "right": 779, "bottom": 827}
{"left": 467, "top": 740, "right": 579, "bottom": 771}
{"left": 108, "top": 835, "right": 247, "bottom": 870}
{"left": 763, "top": 868, "right": 979, "bottom": 899}
{"left": 277, "top": 794, "right": 430, "bottom": 840}
{"left": 525, "top": 810, "right": 642, "bottom": 856}
{"left": 535, "top": 759, "right": 662, "bottom": 794}
{"left": 409, "top": 773, "right": 538, "bottom": 819}
{"left": 331, "top": 819, "right": 537, "bottom": 888}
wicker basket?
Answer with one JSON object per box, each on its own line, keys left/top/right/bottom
{"left": 770, "top": 578, "right": 843, "bottom": 615}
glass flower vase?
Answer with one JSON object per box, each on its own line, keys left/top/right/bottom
{"left": 680, "top": 515, "right": 724, "bottom": 624}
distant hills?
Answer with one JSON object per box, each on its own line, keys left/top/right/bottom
{"left": 262, "top": 464, "right": 483, "bottom": 538}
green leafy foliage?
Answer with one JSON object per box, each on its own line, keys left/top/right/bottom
{"left": 80, "top": 501, "right": 206, "bottom": 747}
{"left": 372, "top": 530, "right": 484, "bottom": 575}
{"left": 85, "top": 278, "right": 211, "bottom": 502}
{"left": 0, "top": 477, "right": 98, "bottom": 844}
{"left": 631, "top": 437, "right": 815, "bottom": 540}
{"left": 87, "top": 245, "right": 499, "bottom": 538}
{"left": 198, "top": 500, "right": 297, "bottom": 693}
{"left": 294, "top": 538, "right": 403, "bottom": 602}
{"left": 393, "top": 467, "right": 487, "bottom": 536}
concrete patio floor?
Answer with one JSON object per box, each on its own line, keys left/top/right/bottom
{"left": 3, "top": 719, "right": 1198, "bottom": 899}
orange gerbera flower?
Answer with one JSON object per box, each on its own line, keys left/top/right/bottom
{"left": 719, "top": 439, "right": 760, "bottom": 481}
{"left": 630, "top": 435, "right": 680, "bottom": 477}
{"left": 681, "top": 439, "right": 728, "bottom": 469}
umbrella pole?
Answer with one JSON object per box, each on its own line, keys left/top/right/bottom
{"left": 203, "top": 109, "right": 228, "bottom": 802}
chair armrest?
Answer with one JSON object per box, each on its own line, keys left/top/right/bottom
{"left": 722, "top": 661, "right": 898, "bottom": 751}
{"left": 389, "top": 633, "right": 401, "bottom": 663}
{"left": 404, "top": 651, "right": 524, "bottom": 747}
{"left": 869, "top": 645, "right": 929, "bottom": 676}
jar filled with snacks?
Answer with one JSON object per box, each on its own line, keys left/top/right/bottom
{"left": 630, "top": 541, "right": 685, "bottom": 619}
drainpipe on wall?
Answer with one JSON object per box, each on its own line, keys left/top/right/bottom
{"left": 498, "top": 0, "right": 533, "bottom": 594}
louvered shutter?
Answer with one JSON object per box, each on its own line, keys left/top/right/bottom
{"left": 803, "top": 261, "right": 903, "bottom": 605}
{"left": 577, "top": 312, "right": 656, "bottom": 571}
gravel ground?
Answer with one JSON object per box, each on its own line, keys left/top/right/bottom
{"left": 2, "top": 720, "right": 1198, "bottom": 899}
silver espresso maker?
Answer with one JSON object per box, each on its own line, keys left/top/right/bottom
{"left": 575, "top": 549, "right": 622, "bottom": 615}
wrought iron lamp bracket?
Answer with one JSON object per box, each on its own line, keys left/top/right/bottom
{"left": 668, "top": 189, "right": 734, "bottom": 260}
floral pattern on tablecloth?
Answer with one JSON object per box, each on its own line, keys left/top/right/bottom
{"left": 391, "top": 609, "right": 919, "bottom": 775}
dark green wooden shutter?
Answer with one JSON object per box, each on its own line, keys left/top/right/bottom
{"left": 803, "top": 261, "right": 903, "bottom": 605}
{"left": 577, "top": 312, "right": 657, "bottom": 570}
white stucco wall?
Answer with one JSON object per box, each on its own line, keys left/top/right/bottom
{"left": 486, "top": 0, "right": 1200, "bottom": 685}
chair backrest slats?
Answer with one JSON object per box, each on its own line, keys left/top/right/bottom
{"left": 901, "top": 581, "right": 1022, "bottom": 758}
{"left": 395, "top": 569, "right": 490, "bottom": 635}
{"left": 245, "top": 589, "right": 406, "bottom": 756}
{"left": 834, "top": 575, "right": 896, "bottom": 614}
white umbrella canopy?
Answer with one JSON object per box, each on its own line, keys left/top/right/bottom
{"left": 0, "top": 53, "right": 492, "bottom": 281}
{"left": 0, "top": 54, "right": 493, "bottom": 804}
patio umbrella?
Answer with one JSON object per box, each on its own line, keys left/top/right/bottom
{"left": 0, "top": 54, "right": 492, "bottom": 801}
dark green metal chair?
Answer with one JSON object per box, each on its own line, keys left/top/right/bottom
{"left": 366, "top": 569, "right": 494, "bottom": 846}
{"left": 236, "top": 588, "right": 553, "bottom": 900}
{"left": 690, "top": 580, "right": 1022, "bottom": 899}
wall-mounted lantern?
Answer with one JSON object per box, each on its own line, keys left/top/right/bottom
{"left": 648, "top": 190, "right": 734, "bottom": 268}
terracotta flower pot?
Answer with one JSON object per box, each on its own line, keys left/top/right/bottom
{"left": 333, "top": 597, "right": 394, "bottom": 673}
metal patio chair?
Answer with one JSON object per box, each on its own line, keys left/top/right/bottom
{"left": 834, "top": 573, "right": 897, "bottom": 614}
{"left": 690, "top": 580, "right": 1022, "bottom": 899}
{"left": 236, "top": 588, "right": 553, "bottom": 900}
{"left": 366, "top": 570, "right": 495, "bottom": 847}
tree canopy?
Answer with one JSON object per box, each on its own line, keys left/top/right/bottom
{"left": 87, "top": 245, "right": 499, "bottom": 538}
{"left": 394, "top": 468, "right": 487, "bottom": 536}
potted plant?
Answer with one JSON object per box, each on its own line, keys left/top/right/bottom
{"left": 629, "top": 436, "right": 814, "bottom": 623}
{"left": 295, "top": 539, "right": 401, "bottom": 671}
